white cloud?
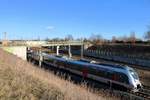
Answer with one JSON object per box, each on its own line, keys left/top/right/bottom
{"left": 46, "top": 26, "right": 55, "bottom": 30}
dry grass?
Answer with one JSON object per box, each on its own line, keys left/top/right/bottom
{"left": 0, "top": 49, "right": 118, "bottom": 100}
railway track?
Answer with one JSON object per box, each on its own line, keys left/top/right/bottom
{"left": 141, "top": 86, "right": 150, "bottom": 97}
{"left": 110, "top": 85, "right": 150, "bottom": 100}
{"left": 134, "top": 90, "right": 150, "bottom": 99}
{"left": 112, "top": 90, "right": 150, "bottom": 100}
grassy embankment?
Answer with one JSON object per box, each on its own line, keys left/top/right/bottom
{"left": 0, "top": 49, "right": 118, "bottom": 100}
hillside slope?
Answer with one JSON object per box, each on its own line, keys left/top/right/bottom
{"left": 0, "top": 49, "right": 117, "bottom": 100}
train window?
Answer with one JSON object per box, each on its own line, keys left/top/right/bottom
{"left": 129, "top": 69, "right": 139, "bottom": 80}
{"left": 76, "top": 64, "right": 84, "bottom": 71}
{"left": 88, "top": 67, "right": 97, "bottom": 75}
{"left": 67, "top": 63, "right": 74, "bottom": 69}
{"left": 66, "top": 62, "right": 72, "bottom": 68}
{"left": 117, "top": 73, "right": 129, "bottom": 84}
{"left": 56, "top": 60, "right": 65, "bottom": 67}
{"left": 107, "top": 72, "right": 114, "bottom": 79}
{"left": 95, "top": 69, "right": 107, "bottom": 78}
{"left": 45, "top": 58, "right": 54, "bottom": 63}
{"left": 67, "top": 62, "right": 82, "bottom": 71}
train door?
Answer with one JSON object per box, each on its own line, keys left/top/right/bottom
{"left": 53, "top": 60, "right": 57, "bottom": 67}
{"left": 82, "top": 66, "right": 88, "bottom": 78}
{"left": 112, "top": 72, "right": 118, "bottom": 81}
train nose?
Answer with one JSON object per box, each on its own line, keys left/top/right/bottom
{"left": 137, "top": 84, "right": 142, "bottom": 89}
{"left": 132, "top": 84, "right": 142, "bottom": 92}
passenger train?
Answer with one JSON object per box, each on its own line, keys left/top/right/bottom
{"left": 28, "top": 51, "right": 142, "bottom": 92}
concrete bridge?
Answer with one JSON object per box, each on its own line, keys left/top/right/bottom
{"left": 4, "top": 40, "right": 91, "bottom": 47}
{"left": 1, "top": 40, "right": 92, "bottom": 60}
{"left": 27, "top": 41, "right": 84, "bottom": 47}
{"left": 26, "top": 41, "right": 88, "bottom": 58}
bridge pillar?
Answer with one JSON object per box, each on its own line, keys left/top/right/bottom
{"left": 52, "top": 46, "right": 54, "bottom": 51}
{"left": 81, "top": 43, "right": 84, "bottom": 58}
{"left": 56, "top": 46, "right": 59, "bottom": 55}
{"left": 39, "top": 49, "right": 43, "bottom": 67}
{"left": 68, "top": 45, "right": 72, "bottom": 58}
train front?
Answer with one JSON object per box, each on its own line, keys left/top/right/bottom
{"left": 128, "top": 67, "right": 142, "bottom": 92}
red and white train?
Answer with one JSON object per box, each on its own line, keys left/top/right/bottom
{"left": 28, "top": 51, "right": 142, "bottom": 92}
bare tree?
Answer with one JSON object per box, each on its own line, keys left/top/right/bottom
{"left": 112, "top": 36, "right": 117, "bottom": 43}
{"left": 65, "top": 34, "right": 74, "bottom": 41}
{"left": 118, "top": 35, "right": 128, "bottom": 43}
{"left": 129, "top": 32, "right": 136, "bottom": 44}
{"left": 52, "top": 38, "right": 61, "bottom": 42}
{"left": 144, "top": 29, "right": 150, "bottom": 41}
{"left": 83, "top": 38, "right": 89, "bottom": 42}
{"left": 45, "top": 37, "right": 50, "bottom": 41}
{"left": 90, "top": 33, "right": 103, "bottom": 45}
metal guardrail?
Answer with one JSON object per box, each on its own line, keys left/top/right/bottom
{"left": 4, "top": 41, "right": 86, "bottom": 47}
{"left": 43, "top": 41, "right": 84, "bottom": 46}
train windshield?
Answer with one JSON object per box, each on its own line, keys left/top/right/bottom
{"left": 129, "top": 69, "right": 139, "bottom": 80}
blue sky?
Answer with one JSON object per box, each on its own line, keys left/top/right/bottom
{"left": 0, "top": 0, "right": 150, "bottom": 40}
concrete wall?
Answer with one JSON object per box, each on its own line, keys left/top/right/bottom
{"left": 84, "top": 50, "right": 150, "bottom": 68}
{"left": 2, "top": 46, "right": 27, "bottom": 60}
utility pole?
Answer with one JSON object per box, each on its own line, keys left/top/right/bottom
{"left": 81, "top": 38, "right": 84, "bottom": 59}
{"left": 4, "top": 32, "right": 7, "bottom": 41}
{"left": 2, "top": 32, "right": 8, "bottom": 46}
{"left": 68, "top": 44, "right": 72, "bottom": 58}
{"left": 39, "top": 47, "right": 43, "bottom": 67}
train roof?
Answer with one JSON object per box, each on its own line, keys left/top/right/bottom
{"left": 69, "top": 59, "right": 127, "bottom": 69}
{"left": 43, "top": 53, "right": 130, "bottom": 72}
{"left": 42, "top": 53, "right": 73, "bottom": 61}
{"left": 69, "top": 58, "right": 130, "bottom": 72}
{"left": 78, "top": 59, "right": 96, "bottom": 64}
{"left": 96, "top": 63, "right": 128, "bottom": 70}
{"left": 76, "top": 58, "right": 128, "bottom": 70}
